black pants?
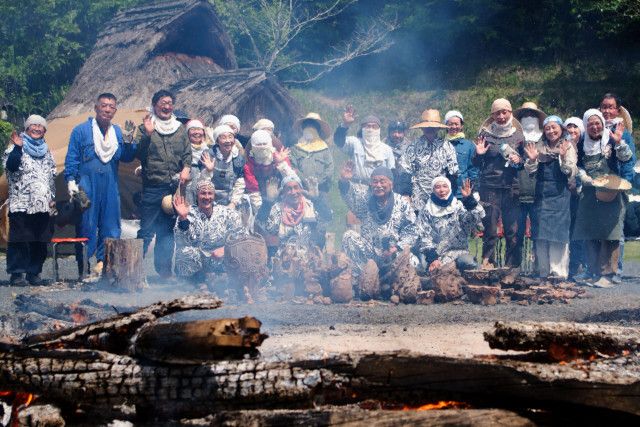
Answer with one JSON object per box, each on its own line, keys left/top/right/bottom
{"left": 480, "top": 187, "right": 521, "bottom": 267}
{"left": 7, "top": 242, "right": 47, "bottom": 275}
{"left": 137, "top": 184, "right": 175, "bottom": 277}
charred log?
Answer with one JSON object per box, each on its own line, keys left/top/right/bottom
{"left": 485, "top": 321, "right": 640, "bottom": 356}
{"left": 18, "top": 295, "right": 223, "bottom": 353}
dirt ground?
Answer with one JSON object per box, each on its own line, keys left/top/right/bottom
{"left": 1, "top": 253, "right": 640, "bottom": 359}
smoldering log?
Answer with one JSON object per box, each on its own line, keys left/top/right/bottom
{"left": 132, "top": 317, "right": 268, "bottom": 363}
{"left": 184, "top": 407, "right": 536, "bottom": 427}
{"left": 20, "top": 295, "right": 223, "bottom": 353}
{"left": 485, "top": 321, "right": 640, "bottom": 355}
{"left": 1, "top": 347, "right": 640, "bottom": 420}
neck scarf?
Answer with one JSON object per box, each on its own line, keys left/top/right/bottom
{"left": 367, "top": 191, "right": 394, "bottom": 225}
{"left": 445, "top": 132, "right": 466, "bottom": 141}
{"left": 282, "top": 198, "right": 305, "bottom": 226}
{"left": 583, "top": 109, "right": 610, "bottom": 156}
{"left": 296, "top": 127, "right": 328, "bottom": 152}
{"left": 20, "top": 133, "right": 48, "bottom": 158}
{"left": 191, "top": 142, "right": 208, "bottom": 166}
{"left": 362, "top": 128, "right": 385, "bottom": 162}
{"left": 92, "top": 118, "right": 118, "bottom": 163}
{"left": 605, "top": 117, "right": 623, "bottom": 131}
{"left": 488, "top": 116, "right": 516, "bottom": 138}
{"left": 151, "top": 113, "right": 181, "bottom": 135}
{"left": 425, "top": 192, "right": 459, "bottom": 217}
{"left": 215, "top": 144, "right": 239, "bottom": 163}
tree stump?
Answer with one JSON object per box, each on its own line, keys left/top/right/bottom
{"left": 102, "top": 238, "right": 145, "bottom": 291}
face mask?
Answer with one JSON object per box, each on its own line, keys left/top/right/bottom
{"left": 302, "top": 128, "right": 316, "bottom": 142}
{"left": 363, "top": 128, "right": 381, "bottom": 144}
{"left": 521, "top": 117, "right": 540, "bottom": 132}
{"left": 520, "top": 116, "right": 542, "bottom": 141}
{"left": 252, "top": 147, "right": 273, "bottom": 165}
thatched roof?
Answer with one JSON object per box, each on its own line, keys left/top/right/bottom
{"left": 170, "top": 69, "right": 300, "bottom": 136}
{"left": 49, "top": 0, "right": 238, "bottom": 118}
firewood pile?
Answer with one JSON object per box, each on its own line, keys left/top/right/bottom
{"left": 427, "top": 266, "right": 588, "bottom": 305}
{"left": 1, "top": 306, "right": 639, "bottom": 425}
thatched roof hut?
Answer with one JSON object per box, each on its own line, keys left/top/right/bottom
{"left": 49, "top": 0, "right": 300, "bottom": 132}
{"left": 170, "top": 68, "right": 301, "bottom": 136}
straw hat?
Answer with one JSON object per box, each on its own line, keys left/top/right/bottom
{"left": 593, "top": 175, "right": 632, "bottom": 202}
{"left": 514, "top": 102, "right": 547, "bottom": 123}
{"left": 620, "top": 106, "right": 633, "bottom": 133}
{"left": 293, "top": 112, "right": 331, "bottom": 140}
{"left": 410, "top": 109, "right": 448, "bottom": 129}
{"left": 161, "top": 195, "right": 175, "bottom": 215}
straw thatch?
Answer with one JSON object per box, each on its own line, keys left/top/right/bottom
{"left": 170, "top": 69, "right": 301, "bottom": 136}
{"left": 49, "top": 0, "right": 238, "bottom": 118}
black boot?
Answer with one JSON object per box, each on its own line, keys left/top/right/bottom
{"left": 9, "top": 273, "right": 27, "bottom": 286}
{"left": 26, "top": 273, "right": 51, "bottom": 286}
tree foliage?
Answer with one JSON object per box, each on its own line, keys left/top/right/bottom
{"left": 0, "top": 0, "right": 144, "bottom": 119}
{"left": 0, "top": 0, "right": 638, "bottom": 118}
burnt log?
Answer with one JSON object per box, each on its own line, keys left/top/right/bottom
{"left": 102, "top": 238, "right": 146, "bottom": 291}
{"left": 19, "top": 295, "right": 223, "bottom": 353}
{"left": 1, "top": 348, "right": 640, "bottom": 421}
{"left": 464, "top": 285, "right": 500, "bottom": 305}
{"left": 485, "top": 321, "right": 640, "bottom": 356}
{"left": 357, "top": 260, "right": 380, "bottom": 301}
{"left": 430, "top": 263, "right": 464, "bottom": 302}
{"left": 184, "top": 407, "right": 535, "bottom": 426}
{"left": 132, "top": 317, "right": 268, "bottom": 363}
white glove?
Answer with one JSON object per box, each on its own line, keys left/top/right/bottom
{"left": 68, "top": 180, "right": 79, "bottom": 198}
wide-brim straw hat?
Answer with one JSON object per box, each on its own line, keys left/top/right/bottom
{"left": 620, "top": 106, "right": 633, "bottom": 133}
{"left": 593, "top": 174, "right": 631, "bottom": 202}
{"left": 161, "top": 195, "right": 175, "bottom": 215}
{"left": 410, "top": 109, "right": 448, "bottom": 129}
{"left": 293, "top": 112, "right": 331, "bottom": 140}
{"left": 514, "top": 102, "right": 547, "bottom": 123}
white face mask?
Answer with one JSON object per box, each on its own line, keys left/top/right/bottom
{"left": 362, "top": 128, "right": 381, "bottom": 145}
{"left": 252, "top": 146, "right": 274, "bottom": 165}
{"left": 520, "top": 116, "right": 542, "bottom": 141}
{"left": 302, "top": 129, "right": 315, "bottom": 142}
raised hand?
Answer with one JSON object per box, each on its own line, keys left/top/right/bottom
{"left": 610, "top": 122, "right": 625, "bottom": 144}
{"left": 173, "top": 193, "right": 190, "bottom": 220}
{"left": 211, "top": 247, "right": 225, "bottom": 259}
{"left": 460, "top": 178, "right": 473, "bottom": 198}
{"left": 558, "top": 140, "right": 570, "bottom": 158}
{"left": 474, "top": 135, "right": 489, "bottom": 155}
{"left": 10, "top": 131, "right": 22, "bottom": 147}
{"left": 201, "top": 151, "right": 215, "bottom": 172}
{"left": 123, "top": 119, "right": 136, "bottom": 143}
{"left": 429, "top": 259, "right": 442, "bottom": 272}
{"left": 342, "top": 104, "right": 357, "bottom": 127}
{"left": 340, "top": 160, "right": 355, "bottom": 181}
{"left": 142, "top": 113, "right": 154, "bottom": 136}
{"left": 179, "top": 167, "right": 191, "bottom": 185}
{"left": 272, "top": 147, "right": 290, "bottom": 164}
{"left": 523, "top": 141, "right": 539, "bottom": 162}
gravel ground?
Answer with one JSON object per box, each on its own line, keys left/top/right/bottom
{"left": 2, "top": 253, "right": 640, "bottom": 358}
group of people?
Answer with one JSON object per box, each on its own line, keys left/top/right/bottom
{"left": 2, "top": 89, "right": 636, "bottom": 292}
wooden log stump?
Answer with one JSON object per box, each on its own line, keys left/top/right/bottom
{"left": 102, "top": 238, "right": 145, "bottom": 291}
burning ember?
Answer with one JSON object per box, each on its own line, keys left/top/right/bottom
{"left": 359, "top": 399, "right": 471, "bottom": 411}
{"left": 0, "top": 391, "right": 35, "bottom": 427}
{"left": 403, "top": 401, "right": 471, "bottom": 411}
